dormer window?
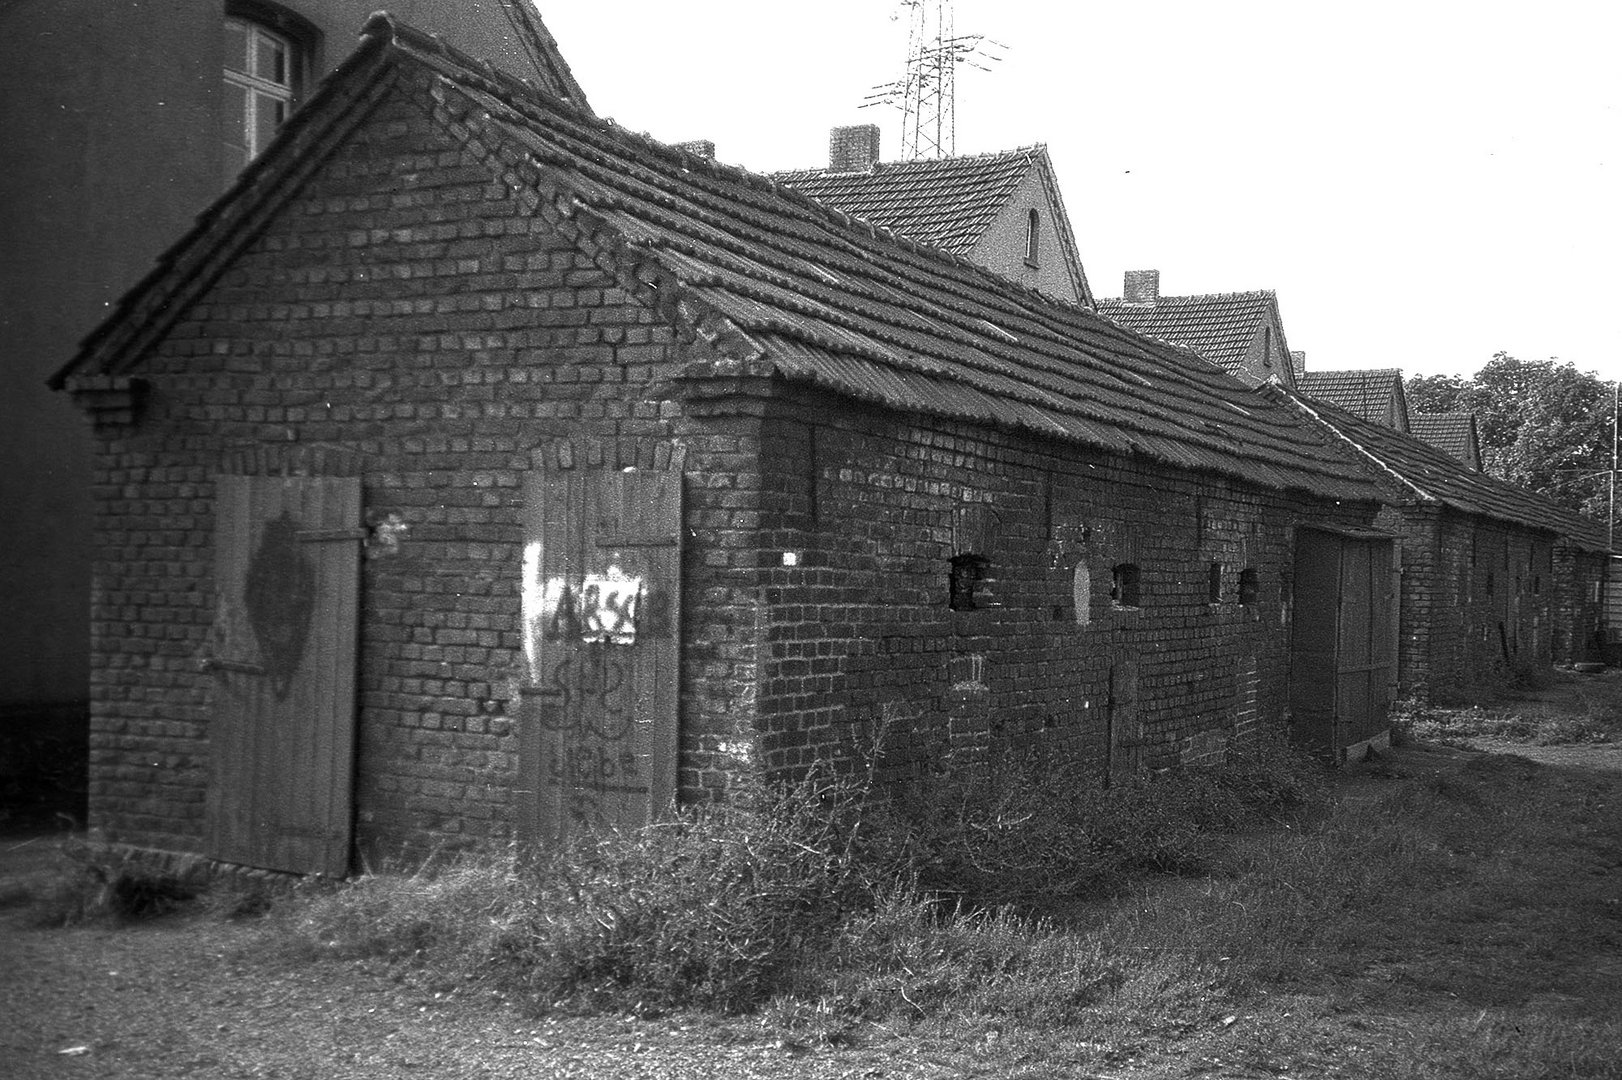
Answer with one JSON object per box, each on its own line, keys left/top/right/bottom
{"left": 222, "top": 5, "right": 317, "bottom": 185}
{"left": 1024, "top": 209, "right": 1040, "bottom": 266}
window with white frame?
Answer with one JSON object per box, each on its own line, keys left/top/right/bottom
{"left": 222, "top": 15, "right": 301, "bottom": 183}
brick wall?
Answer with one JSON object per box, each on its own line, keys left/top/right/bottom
{"left": 1397, "top": 511, "right": 1561, "bottom": 699}
{"left": 1365, "top": 496, "right": 1600, "bottom": 702}
{"left": 1380, "top": 503, "right": 1438, "bottom": 696}
{"left": 746, "top": 389, "right": 1380, "bottom": 783}
{"left": 827, "top": 124, "right": 880, "bottom": 173}
{"left": 1553, "top": 547, "right": 1607, "bottom": 665}
{"left": 81, "top": 72, "right": 764, "bottom": 858}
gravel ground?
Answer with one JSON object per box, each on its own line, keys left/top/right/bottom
{"left": 0, "top": 907, "right": 983, "bottom": 1079}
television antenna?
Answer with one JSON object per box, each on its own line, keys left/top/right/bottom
{"left": 862, "top": 0, "right": 1006, "bottom": 160}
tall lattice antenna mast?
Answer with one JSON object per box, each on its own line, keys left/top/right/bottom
{"left": 862, "top": 0, "right": 1005, "bottom": 160}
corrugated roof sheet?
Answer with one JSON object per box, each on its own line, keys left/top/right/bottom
{"left": 1095, "top": 291, "right": 1275, "bottom": 377}
{"left": 55, "top": 15, "right": 1383, "bottom": 505}
{"left": 1408, "top": 412, "right": 1481, "bottom": 470}
{"left": 771, "top": 150, "right": 1037, "bottom": 256}
{"left": 1277, "top": 389, "right": 1608, "bottom": 550}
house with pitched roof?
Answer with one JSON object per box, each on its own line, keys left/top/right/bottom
{"left": 52, "top": 16, "right": 1400, "bottom": 873}
{"left": 1276, "top": 388, "right": 1609, "bottom": 698}
{"left": 1407, "top": 413, "right": 1483, "bottom": 472}
{"left": 1296, "top": 369, "right": 1491, "bottom": 477}
{"left": 773, "top": 128, "right": 1093, "bottom": 307}
{"left": 1097, "top": 271, "right": 1298, "bottom": 389}
{"left": 0, "top": 0, "right": 589, "bottom": 822}
{"left": 1296, "top": 368, "right": 1411, "bottom": 433}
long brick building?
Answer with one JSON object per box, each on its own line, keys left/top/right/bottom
{"left": 56, "top": 16, "right": 1413, "bottom": 874}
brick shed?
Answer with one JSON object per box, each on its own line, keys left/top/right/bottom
{"left": 1276, "top": 389, "right": 1611, "bottom": 700}
{"left": 53, "top": 17, "right": 1390, "bottom": 876}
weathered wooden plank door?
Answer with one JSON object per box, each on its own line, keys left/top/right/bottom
{"left": 518, "top": 459, "right": 682, "bottom": 844}
{"left": 205, "top": 475, "right": 362, "bottom": 876}
{"left": 1290, "top": 529, "right": 1341, "bottom": 756}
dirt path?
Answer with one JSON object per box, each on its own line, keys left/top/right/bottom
{"left": 1462, "top": 737, "right": 1622, "bottom": 772}
{"left": 0, "top": 905, "right": 943, "bottom": 1080}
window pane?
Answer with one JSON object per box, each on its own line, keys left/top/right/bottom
{"left": 256, "top": 33, "right": 289, "bottom": 87}
{"left": 223, "top": 19, "right": 249, "bottom": 74}
{"left": 221, "top": 80, "right": 249, "bottom": 154}
{"left": 222, "top": 81, "right": 250, "bottom": 185}
{"left": 252, "top": 91, "right": 285, "bottom": 156}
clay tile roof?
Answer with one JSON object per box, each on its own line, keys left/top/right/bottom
{"left": 1095, "top": 291, "right": 1277, "bottom": 378}
{"left": 1297, "top": 369, "right": 1408, "bottom": 428}
{"left": 1277, "top": 390, "right": 1608, "bottom": 550}
{"left": 772, "top": 147, "right": 1093, "bottom": 306}
{"left": 1407, "top": 412, "right": 1481, "bottom": 470}
{"left": 53, "top": 15, "right": 1382, "bottom": 505}
{"left": 772, "top": 150, "right": 1039, "bottom": 256}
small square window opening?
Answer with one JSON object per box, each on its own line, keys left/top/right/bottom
{"left": 1111, "top": 563, "right": 1140, "bottom": 608}
{"left": 1238, "top": 568, "right": 1260, "bottom": 606}
{"left": 949, "top": 554, "right": 989, "bottom": 612}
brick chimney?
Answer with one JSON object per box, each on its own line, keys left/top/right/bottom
{"left": 829, "top": 124, "right": 881, "bottom": 173}
{"left": 674, "top": 139, "right": 715, "bottom": 160}
{"left": 1290, "top": 350, "right": 1306, "bottom": 375}
{"left": 1122, "top": 269, "right": 1160, "bottom": 305}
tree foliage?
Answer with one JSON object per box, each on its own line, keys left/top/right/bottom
{"left": 1406, "top": 353, "right": 1615, "bottom": 520}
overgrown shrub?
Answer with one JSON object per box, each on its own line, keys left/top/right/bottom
{"left": 278, "top": 771, "right": 891, "bottom": 1013}
{"left": 268, "top": 740, "right": 1325, "bottom": 1014}
{"left": 892, "top": 737, "right": 1326, "bottom": 912}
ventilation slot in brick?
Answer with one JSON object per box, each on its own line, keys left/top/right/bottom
{"left": 1111, "top": 563, "right": 1140, "bottom": 609}
{"left": 949, "top": 554, "right": 989, "bottom": 611}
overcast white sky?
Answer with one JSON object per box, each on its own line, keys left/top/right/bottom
{"left": 539, "top": 0, "right": 1620, "bottom": 382}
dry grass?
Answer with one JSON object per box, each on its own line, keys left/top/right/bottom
{"left": 755, "top": 749, "right": 1621, "bottom": 1076}
{"left": 1395, "top": 669, "right": 1622, "bottom": 748}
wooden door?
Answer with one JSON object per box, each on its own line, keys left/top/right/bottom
{"left": 518, "top": 459, "right": 682, "bottom": 844}
{"left": 205, "top": 475, "right": 362, "bottom": 876}
{"left": 1290, "top": 529, "right": 1341, "bottom": 756}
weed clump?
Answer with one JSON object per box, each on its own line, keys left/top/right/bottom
{"left": 1391, "top": 670, "right": 1622, "bottom": 748}
{"left": 278, "top": 773, "right": 888, "bottom": 1013}
{"left": 268, "top": 743, "right": 1321, "bottom": 1015}
{"left": 895, "top": 736, "right": 1325, "bottom": 912}
{"left": 19, "top": 837, "right": 219, "bottom": 926}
